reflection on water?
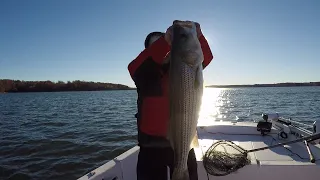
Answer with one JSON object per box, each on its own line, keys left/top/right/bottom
{"left": 198, "top": 88, "right": 223, "bottom": 126}
{"left": 198, "top": 87, "right": 320, "bottom": 126}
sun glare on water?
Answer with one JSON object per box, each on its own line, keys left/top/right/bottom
{"left": 197, "top": 88, "right": 225, "bottom": 126}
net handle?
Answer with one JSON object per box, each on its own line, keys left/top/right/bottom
{"left": 247, "top": 133, "right": 320, "bottom": 153}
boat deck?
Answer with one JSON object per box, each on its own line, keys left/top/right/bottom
{"left": 195, "top": 122, "right": 320, "bottom": 180}
{"left": 78, "top": 121, "right": 320, "bottom": 180}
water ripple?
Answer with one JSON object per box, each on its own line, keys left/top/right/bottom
{"left": 1, "top": 87, "right": 320, "bottom": 179}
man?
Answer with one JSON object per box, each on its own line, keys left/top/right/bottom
{"left": 128, "top": 21, "right": 213, "bottom": 180}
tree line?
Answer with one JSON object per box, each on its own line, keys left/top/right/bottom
{"left": 0, "top": 79, "right": 132, "bottom": 93}
{"left": 207, "top": 82, "right": 320, "bottom": 88}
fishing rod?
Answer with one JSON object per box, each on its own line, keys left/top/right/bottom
{"left": 304, "top": 140, "right": 316, "bottom": 163}
{"left": 245, "top": 132, "right": 320, "bottom": 153}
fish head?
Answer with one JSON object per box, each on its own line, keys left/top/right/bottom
{"left": 170, "top": 20, "right": 204, "bottom": 68}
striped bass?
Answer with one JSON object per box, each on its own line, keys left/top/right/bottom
{"left": 167, "top": 20, "right": 204, "bottom": 180}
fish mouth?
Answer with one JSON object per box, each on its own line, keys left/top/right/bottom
{"left": 173, "top": 20, "right": 194, "bottom": 29}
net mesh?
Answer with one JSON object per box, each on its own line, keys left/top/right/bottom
{"left": 202, "top": 140, "right": 251, "bottom": 176}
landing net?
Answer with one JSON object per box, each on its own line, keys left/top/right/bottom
{"left": 202, "top": 140, "right": 251, "bottom": 176}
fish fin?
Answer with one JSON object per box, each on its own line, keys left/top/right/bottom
{"left": 172, "top": 168, "right": 189, "bottom": 180}
{"left": 166, "top": 130, "right": 174, "bottom": 149}
{"left": 194, "top": 65, "right": 203, "bottom": 89}
{"left": 190, "top": 131, "right": 199, "bottom": 148}
{"left": 166, "top": 114, "right": 174, "bottom": 149}
{"left": 195, "top": 79, "right": 200, "bottom": 89}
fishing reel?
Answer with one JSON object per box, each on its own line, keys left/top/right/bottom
{"left": 256, "top": 114, "right": 273, "bottom": 136}
{"left": 313, "top": 120, "right": 320, "bottom": 133}
{"left": 313, "top": 120, "right": 320, "bottom": 144}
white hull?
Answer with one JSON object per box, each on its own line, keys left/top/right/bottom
{"left": 78, "top": 117, "right": 320, "bottom": 180}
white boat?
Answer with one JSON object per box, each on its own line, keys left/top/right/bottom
{"left": 78, "top": 114, "right": 320, "bottom": 180}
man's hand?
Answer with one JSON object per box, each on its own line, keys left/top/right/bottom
{"left": 195, "top": 22, "right": 203, "bottom": 38}
{"left": 164, "top": 20, "right": 203, "bottom": 46}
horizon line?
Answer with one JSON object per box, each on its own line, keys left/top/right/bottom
{"left": 1, "top": 78, "right": 320, "bottom": 88}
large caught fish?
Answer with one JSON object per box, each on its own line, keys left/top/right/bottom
{"left": 167, "top": 20, "right": 204, "bottom": 180}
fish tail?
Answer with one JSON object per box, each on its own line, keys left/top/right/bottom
{"left": 171, "top": 168, "right": 189, "bottom": 180}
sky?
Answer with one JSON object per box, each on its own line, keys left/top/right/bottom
{"left": 0, "top": 0, "right": 319, "bottom": 87}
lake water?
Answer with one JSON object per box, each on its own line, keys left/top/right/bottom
{"left": 1, "top": 87, "right": 320, "bottom": 180}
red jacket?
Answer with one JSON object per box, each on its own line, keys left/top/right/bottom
{"left": 128, "top": 35, "right": 213, "bottom": 146}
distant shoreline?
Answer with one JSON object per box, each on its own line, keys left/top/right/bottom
{"left": 2, "top": 79, "right": 319, "bottom": 93}
{"left": 206, "top": 82, "right": 320, "bottom": 88}
{"left": 0, "top": 79, "right": 134, "bottom": 93}
{"left": 0, "top": 89, "right": 136, "bottom": 94}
